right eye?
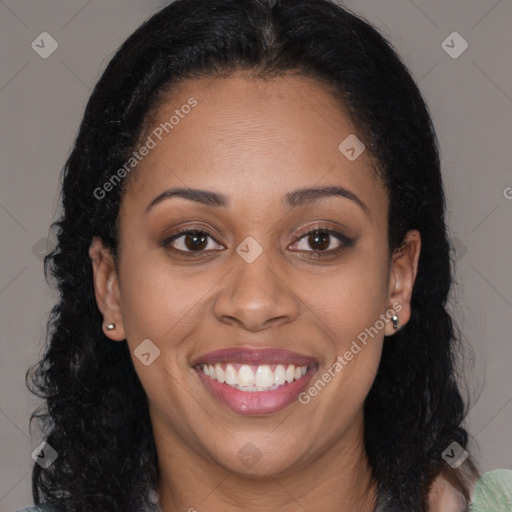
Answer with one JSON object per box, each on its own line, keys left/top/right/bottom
{"left": 162, "top": 228, "right": 225, "bottom": 255}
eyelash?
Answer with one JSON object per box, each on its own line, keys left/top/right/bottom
{"left": 161, "top": 225, "right": 354, "bottom": 258}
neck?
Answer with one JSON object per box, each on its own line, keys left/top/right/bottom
{"left": 154, "top": 411, "right": 378, "bottom": 512}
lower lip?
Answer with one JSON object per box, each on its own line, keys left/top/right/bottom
{"left": 196, "top": 366, "right": 317, "bottom": 415}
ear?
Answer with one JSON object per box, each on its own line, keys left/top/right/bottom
{"left": 88, "top": 236, "right": 126, "bottom": 341}
{"left": 385, "top": 229, "right": 421, "bottom": 336}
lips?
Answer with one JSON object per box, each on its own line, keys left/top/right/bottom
{"left": 191, "top": 348, "right": 319, "bottom": 415}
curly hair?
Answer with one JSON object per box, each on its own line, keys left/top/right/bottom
{"left": 26, "top": 0, "right": 479, "bottom": 510}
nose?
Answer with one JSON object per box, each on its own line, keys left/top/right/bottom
{"left": 213, "top": 248, "right": 300, "bottom": 332}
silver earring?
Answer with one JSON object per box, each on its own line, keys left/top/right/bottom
{"left": 106, "top": 323, "right": 116, "bottom": 331}
{"left": 391, "top": 315, "right": 400, "bottom": 330}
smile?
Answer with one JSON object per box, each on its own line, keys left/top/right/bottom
{"left": 199, "top": 363, "right": 309, "bottom": 391}
{"left": 192, "top": 348, "right": 318, "bottom": 415}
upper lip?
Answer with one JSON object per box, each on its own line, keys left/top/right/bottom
{"left": 191, "top": 347, "right": 318, "bottom": 367}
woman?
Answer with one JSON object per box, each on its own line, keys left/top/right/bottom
{"left": 19, "top": 0, "right": 512, "bottom": 510}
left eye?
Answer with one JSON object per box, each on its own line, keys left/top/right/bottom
{"left": 290, "top": 228, "right": 349, "bottom": 253}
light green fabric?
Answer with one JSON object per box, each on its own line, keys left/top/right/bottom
{"left": 470, "top": 469, "right": 512, "bottom": 511}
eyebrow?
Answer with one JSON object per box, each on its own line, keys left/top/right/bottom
{"left": 145, "top": 185, "right": 369, "bottom": 215}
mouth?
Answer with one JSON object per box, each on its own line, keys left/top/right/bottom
{"left": 192, "top": 348, "right": 319, "bottom": 415}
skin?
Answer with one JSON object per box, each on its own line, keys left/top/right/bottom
{"left": 89, "top": 72, "right": 421, "bottom": 512}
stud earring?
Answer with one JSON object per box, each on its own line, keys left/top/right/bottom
{"left": 391, "top": 315, "right": 400, "bottom": 330}
{"left": 106, "top": 323, "right": 116, "bottom": 331}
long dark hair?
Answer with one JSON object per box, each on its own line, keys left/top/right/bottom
{"left": 26, "top": 0, "right": 479, "bottom": 510}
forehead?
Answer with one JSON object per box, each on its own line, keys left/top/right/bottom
{"left": 121, "top": 72, "right": 387, "bottom": 223}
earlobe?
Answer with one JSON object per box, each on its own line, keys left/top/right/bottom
{"left": 385, "top": 230, "right": 421, "bottom": 336}
{"left": 88, "top": 236, "right": 126, "bottom": 341}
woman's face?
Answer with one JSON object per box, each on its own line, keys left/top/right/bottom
{"left": 90, "top": 72, "right": 420, "bottom": 478}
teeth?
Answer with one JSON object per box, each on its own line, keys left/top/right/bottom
{"left": 274, "top": 365, "right": 286, "bottom": 386}
{"left": 238, "top": 365, "right": 255, "bottom": 387}
{"left": 201, "top": 362, "right": 309, "bottom": 391}
{"left": 285, "top": 364, "right": 295, "bottom": 383}
{"left": 255, "top": 365, "right": 274, "bottom": 387}
{"left": 215, "top": 365, "right": 225, "bottom": 383}
{"left": 225, "top": 364, "right": 237, "bottom": 385}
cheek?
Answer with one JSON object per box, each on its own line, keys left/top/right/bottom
{"left": 116, "top": 258, "right": 212, "bottom": 410}
{"left": 317, "top": 252, "right": 389, "bottom": 408}
{"left": 117, "top": 252, "right": 212, "bottom": 348}
{"left": 295, "top": 249, "right": 390, "bottom": 347}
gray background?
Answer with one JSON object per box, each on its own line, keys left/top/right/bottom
{"left": 1, "top": 0, "right": 511, "bottom": 509}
